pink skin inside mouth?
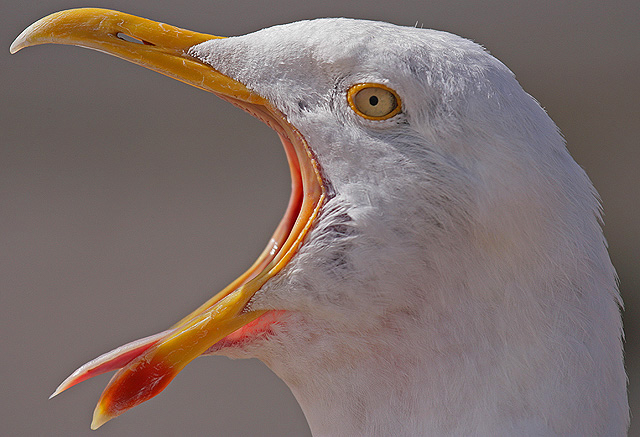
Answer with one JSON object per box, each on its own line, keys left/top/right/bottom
{"left": 203, "top": 310, "right": 286, "bottom": 354}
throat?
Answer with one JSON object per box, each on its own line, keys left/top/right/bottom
{"left": 259, "top": 316, "right": 434, "bottom": 436}
{"left": 253, "top": 290, "right": 626, "bottom": 436}
{"left": 279, "top": 354, "right": 425, "bottom": 435}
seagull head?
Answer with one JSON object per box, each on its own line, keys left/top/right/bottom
{"left": 11, "top": 9, "right": 627, "bottom": 435}
{"left": 189, "top": 18, "right": 561, "bottom": 322}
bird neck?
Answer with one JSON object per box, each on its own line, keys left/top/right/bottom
{"left": 254, "top": 161, "right": 627, "bottom": 434}
{"left": 262, "top": 306, "right": 556, "bottom": 435}
{"left": 263, "top": 268, "right": 627, "bottom": 436}
{"left": 264, "top": 315, "right": 439, "bottom": 435}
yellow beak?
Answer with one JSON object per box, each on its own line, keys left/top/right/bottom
{"left": 11, "top": 8, "right": 263, "bottom": 103}
{"left": 11, "top": 8, "right": 325, "bottom": 430}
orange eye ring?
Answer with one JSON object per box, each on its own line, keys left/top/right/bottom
{"left": 347, "top": 83, "right": 402, "bottom": 120}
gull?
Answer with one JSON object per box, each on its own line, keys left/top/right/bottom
{"left": 11, "top": 8, "right": 628, "bottom": 435}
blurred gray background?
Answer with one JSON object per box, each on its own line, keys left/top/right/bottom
{"left": 1, "top": 0, "right": 638, "bottom": 435}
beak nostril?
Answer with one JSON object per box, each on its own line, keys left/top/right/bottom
{"left": 116, "top": 32, "right": 153, "bottom": 45}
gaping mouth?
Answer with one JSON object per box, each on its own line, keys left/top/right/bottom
{"left": 11, "top": 8, "right": 326, "bottom": 429}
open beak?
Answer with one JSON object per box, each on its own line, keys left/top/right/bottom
{"left": 11, "top": 8, "right": 325, "bottom": 429}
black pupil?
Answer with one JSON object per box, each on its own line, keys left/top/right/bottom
{"left": 369, "top": 95, "right": 379, "bottom": 106}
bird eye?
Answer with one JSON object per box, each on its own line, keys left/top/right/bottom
{"left": 347, "top": 83, "right": 402, "bottom": 120}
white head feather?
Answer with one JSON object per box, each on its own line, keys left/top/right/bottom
{"left": 190, "top": 19, "right": 628, "bottom": 435}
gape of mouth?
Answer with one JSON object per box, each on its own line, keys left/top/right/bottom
{"left": 218, "top": 97, "right": 307, "bottom": 283}
{"left": 180, "top": 96, "right": 328, "bottom": 351}
{"left": 50, "top": 95, "right": 325, "bottom": 398}
{"left": 198, "top": 95, "right": 326, "bottom": 310}
{"left": 201, "top": 96, "right": 328, "bottom": 350}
